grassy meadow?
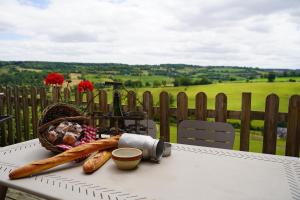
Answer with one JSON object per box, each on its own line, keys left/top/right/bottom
{"left": 85, "top": 74, "right": 174, "bottom": 85}
{"left": 109, "top": 82, "right": 300, "bottom": 112}
{"left": 78, "top": 73, "right": 300, "bottom": 113}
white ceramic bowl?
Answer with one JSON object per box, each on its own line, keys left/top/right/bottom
{"left": 112, "top": 148, "right": 142, "bottom": 170}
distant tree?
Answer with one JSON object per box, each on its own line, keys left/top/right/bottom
{"left": 200, "top": 77, "right": 212, "bottom": 85}
{"left": 289, "top": 79, "right": 296, "bottom": 82}
{"left": 173, "top": 77, "right": 194, "bottom": 86}
{"left": 124, "top": 80, "right": 143, "bottom": 88}
{"left": 288, "top": 70, "right": 297, "bottom": 77}
{"left": 180, "top": 77, "right": 192, "bottom": 86}
{"left": 194, "top": 77, "right": 212, "bottom": 85}
{"left": 162, "top": 80, "right": 167, "bottom": 87}
{"left": 153, "top": 80, "right": 161, "bottom": 88}
{"left": 124, "top": 80, "right": 132, "bottom": 87}
{"left": 173, "top": 78, "right": 180, "bottom": 87}
{"left": 8, "top": 67, "right": 17, "bottom": 73}
{"left": 229, "top": 77, "right": 237, "bottom": 81}
{"left": 267, "top": 72, "right": 276, "bottom": 82}
{"left": 145, "top": 81, "right": 151, "bottom": 87}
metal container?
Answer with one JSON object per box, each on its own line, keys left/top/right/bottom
{"left": 163, "top": 142, "right": 172, "bottom": 157}
{"left": 118, "top": 133, "right": 164, "bottom": 161}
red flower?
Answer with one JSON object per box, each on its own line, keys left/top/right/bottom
{"left": 78, "top": 80, "right": 94, "bottom": 93}
{"left": 44, "top": 72, "right": 64, "bottom": 86}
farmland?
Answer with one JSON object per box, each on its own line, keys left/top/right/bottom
{"left": 134, "top": 82, "right": 300, "bottom": 112}
{"left": 0, "top": 61, "right": 299, "bottom": 114}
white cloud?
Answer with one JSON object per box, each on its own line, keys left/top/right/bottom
{"left": 0, "top": 0, "right": 300, "bottom": 68}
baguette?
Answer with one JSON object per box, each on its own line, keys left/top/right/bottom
{"left": 83, "top": 150, "right": 112, "bottom": 173}
{"left": 9, "top": 135, "right": 120, "bottom": 179}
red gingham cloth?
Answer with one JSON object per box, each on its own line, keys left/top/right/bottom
{"left": 56, "top": 125, "right": 97, "bottom": 151}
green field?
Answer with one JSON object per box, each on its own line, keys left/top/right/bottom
{"left": 127, "top": 82, "right": 300, "bottom": 112}
{"left": 85, "top": 74, "right": 174, "bottom": 85}
{"left": 83, "top": 77, "right": 299, "bottom": 113}
{"left": 0, "top": 68, "right": 8, "bottom": 74}
{"left": 84, "top": 74, "right": 112, "bottom": 83}
{"left": 249, "top": 76, "right": 300, "bottom": 82}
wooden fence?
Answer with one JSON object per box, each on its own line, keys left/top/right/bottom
{"left": 0, "top": 86, "right": 300, "bottom": 157}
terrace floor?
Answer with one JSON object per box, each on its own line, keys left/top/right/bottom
{"left": 6, "top": 189, "right": 45, "bottom": 200}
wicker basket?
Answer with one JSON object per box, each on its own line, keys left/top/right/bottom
{"left": 38, "top": 103, "right": 89, "bottom": 153}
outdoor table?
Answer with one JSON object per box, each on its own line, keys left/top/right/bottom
{"left": 0, "top": 139, "right": 299, "bottom": 200}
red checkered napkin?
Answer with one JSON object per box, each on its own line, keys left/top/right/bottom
{"left": 56, "top": 125, "right": 97, "bottom": 151}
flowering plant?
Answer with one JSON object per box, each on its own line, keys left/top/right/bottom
{"left": 43, "top": 72, "right": 97, "bottom": 113}
{"left": 44, "top": 72, "right": 64, "bottom": 86}
{"left": 77, "top": 80, "right": 97, "bottom": 113}
{"left": 77, "top": 80, "right": 94, "bottom": 93}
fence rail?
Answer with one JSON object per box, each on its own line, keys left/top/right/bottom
{"left": 0, "top": 86, "right": 299, "bottom": 157}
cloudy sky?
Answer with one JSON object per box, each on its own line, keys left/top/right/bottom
{"left": 0, "top": 0, "right": 300, "bottom": 68}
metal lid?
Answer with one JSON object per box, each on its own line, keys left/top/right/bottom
{"left": 163, "top": 142, "right": 172, "bottom": 157}
{"left": 151, "top": 139, "right": 164, "bottom": 161}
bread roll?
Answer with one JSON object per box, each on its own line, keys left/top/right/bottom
{"left": 9, "top": 135, "right": 120, "bottom": 179}
{"left": 83, "top": 150, "right": 112, "bottom": 173}
{"left": 63, "top": 132, "right": 77, "bottom": 145}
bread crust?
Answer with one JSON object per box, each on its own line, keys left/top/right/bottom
{"left": 83, "top": 150, "right": 112, "bottom": 173}
{"left": 9, "top": 135, "right": 120, "bottom": 179}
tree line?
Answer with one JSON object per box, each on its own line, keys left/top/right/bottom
{"left": 0, "top": 61, "right": 299, "bottom": 87}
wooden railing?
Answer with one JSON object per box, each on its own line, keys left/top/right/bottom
{"left": 0, "top": 86, "right": 299, "bottom": 157}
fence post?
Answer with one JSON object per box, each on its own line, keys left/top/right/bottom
{"left": 285, "top": 95, "right": 300, "bottom": 157}
{"left": 14, "top": 86, "right": 21, "bottom": 142}
{"left": 6, "top": 87, "right": 13, "bottom": 144}
{"left": 22, "top": 87, "right": 30, "bottom": 141}
{"left": 143, "top": 91, "right": 153, "bottom": 119}
{"left": 160, "top": 91, "right": 170, "bottom": 142}
{"left": 240, "top": 93, "right": 251, "bottom": 151}
{"left": 52, "top": 86, "right": 61, "bottom": 103}
{"left": 31, "top": 87, "right": 38, "bottom": 139}
{"left": 215, "top": 93, "right": 227, "bottom": 122}
{"left": 195, "top": 92, "right": 207, "bottom": 121}
{"left": 177, "top": 92, "right": 188, "bottom": 124}
{"left": 0, "top": 86, "right": 6, "bottom": 146}
{"left": 64, "top": 87, "right": 70, "bottom": 103}
{"left": 87, "top": 90, "right": 95, "bottom": 126}
{"left": 98, "top": 90, "right": 108, "bottom": 128}
{"left": 75, "top": 88, "right": 82, "bottom": 105}
{"left": 127, "top": 90, "right": 136, "bottom": 112}
{"left": 39, "top": 87, "right": 47, "bottom": 110}
{"left": 263, "top": 94, "right": 279, "bottom": 154}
